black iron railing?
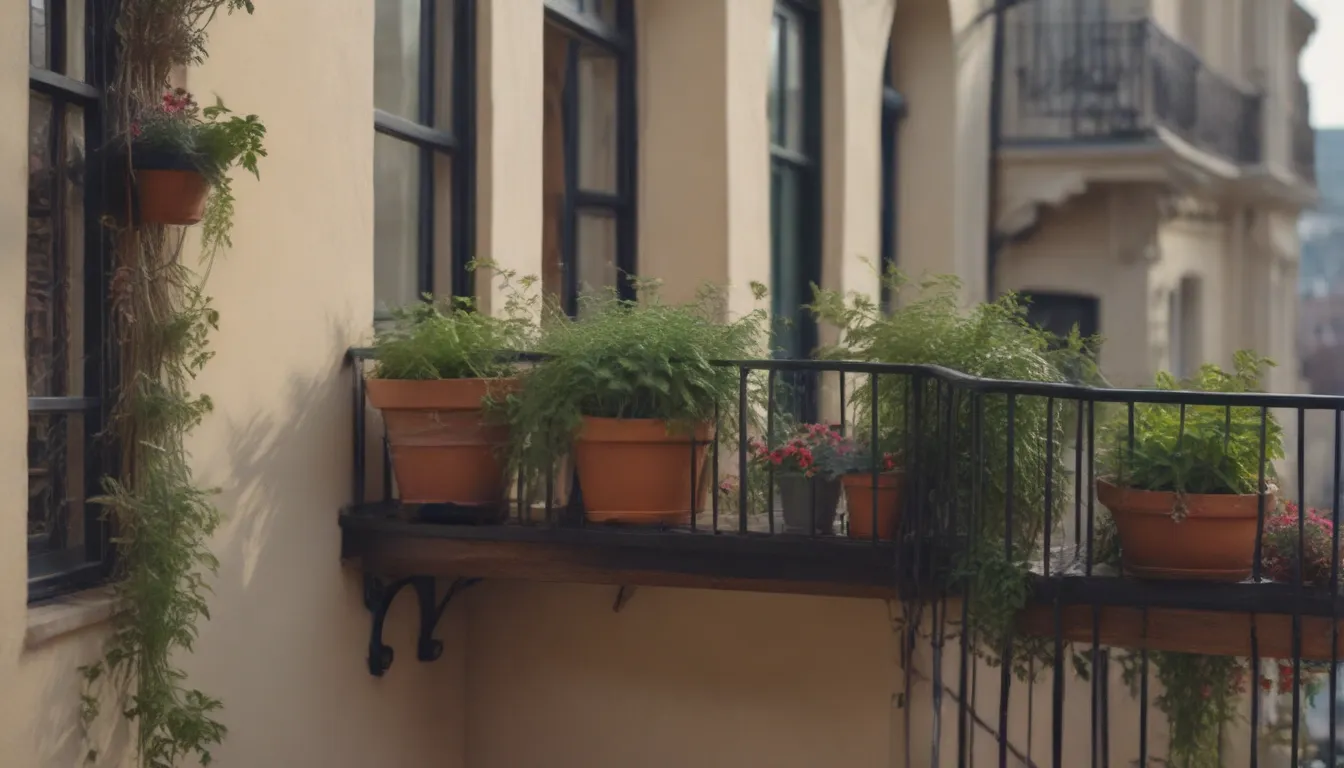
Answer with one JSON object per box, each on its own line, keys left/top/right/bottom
{"left": 1008, "top": 19, "right": 1263, "bottom": 165}
{"left": 346, "top": 348, "right": 1344, "bottom": 765}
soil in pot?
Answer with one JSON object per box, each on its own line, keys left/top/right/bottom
{"left": 574, "top": 417, "right": 713, "bottom": 525}
{"left": 777, "top": 474, "right": 841, "bottom": 535}
{"left": 366, "top": 378, "right": 516, "bottom": 512}
{"left": 130, "top": 149, "right": 210, "bottom": 225}
{"left": 842, "top": 472, "right": 904, "bottom": 541}
{"left": 1096, "top": 479, "right": 1271, "bottom": 581}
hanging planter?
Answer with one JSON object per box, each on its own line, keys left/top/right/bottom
{"left": 1096, "top": 352, "right": 1285, "bottom": 582}
{"left": 121, "top": 88, "right": 267, "bottom": 228}
{"left": 574, "top": 417, "right": 713, "bottom": 525}
{"left": 131, "top": 148, "right": 211, "bottom": 225}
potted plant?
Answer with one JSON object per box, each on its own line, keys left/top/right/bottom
{"left": 819, "top": 434, "right": 903, "bottom": 540}
{"left": 1096, "top": 351, "right": 1284, "bottom": 581}
{"left": 1262, "top": 501, "right": 1339, "bottom": 586}
{"left": 366, "top": 267, "right": 535, "bottom": 514}
{"left": 506, "top": 282, "right": 767, "bottom": 525}
{"left": 125, "top": 88, "right": 266, "bottom": 225}
{"left": 749, "top": 423, "right": 845, "bottom": 535}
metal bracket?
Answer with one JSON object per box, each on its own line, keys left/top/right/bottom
{"left": 363, "top": 574, "right": 480, "bottom": 677}
{"left": 613, "top": 584, "right": 637, "bottom": 613}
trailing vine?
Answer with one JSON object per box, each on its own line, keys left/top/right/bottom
{"left": 78, "top": 2, "right": 263, "bottom": 766}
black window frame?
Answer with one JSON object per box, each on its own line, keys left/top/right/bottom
{"left": 26, "top": 0, "right": 118, "bottom": 603}
{"left": 880, "top": 44, "right": 906, "bottom": 312}
{"left": 769, "top": 0, "right": 822, "bottom": 421}
{"left": 544, "top": 0, "right": 638, "bottom": 316}
{"left": 373, "top": 0, "right": 477, "bottom": 312}
{"left": 1020, "top": 290, "right": 1102, "bottom": 367}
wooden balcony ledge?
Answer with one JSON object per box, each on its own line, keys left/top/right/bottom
{"left": 340, "top": 503, "right": 908, "bottom": 600}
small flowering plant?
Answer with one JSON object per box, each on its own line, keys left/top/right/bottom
{"left": 817, "top": 433, "right": 901, "bottom": 478}
{"left": 747, "top": 423, "right": 846, "bottom": 479}
{"left": 129, "top": 88, "right": 267, "bottom": 185}
{"left": 1261, "top": 501, "right": 1339, "bottom": 587}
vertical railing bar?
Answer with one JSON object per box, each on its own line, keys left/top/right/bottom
{"left": 999, "top": 393, "right": 1016, "bottom": 768}
{"left": 1253, "top": 407, "right": 1269, "bottom": 582}
{"left": 353, "top": 364, "right": 366, "bottom": 505}
{"left": 1250, "top": 616, "right": 1260, "bottom": 768}
{"left": 383, "top": 435, "right": 393, "bottom": 503}
{"left": 1075, "top": 399, "right": 1084, "bottom": 547}
{"left": 1051, "top": 594, "right": 1064, "bottom": 768}
{"left": 870, "top": 372, "right": 880, "bottom": 545}
{"left": 1290, "top": 407, "right": 1305, "bottom": 768}
{"left": 1138, "top": 608, "right": 1149, "bottom": 767}
{"left": 738, "top": 367, "right": 749, "bottom": 534}
{"left": 839, "top": 372, "right": 847, "bottom": 437}
{"left": 1087, "top": 399, "right": 1099, "bottom": 768}
{"left": 1086, "top": 401, "right": 1096, "bottom": 577}
{"left": 545, "top": 460, "right": 555, "bottom": 526}
{"left": 766, "top": 368, "right": 777, "bottom": 535}
{"left": 930, "top": 597, "right": 945, "bottom": 768}
{"left": 1044, "top": 396, "right": 1055, "bottom": 577}
{"left": 1329, "top": 406, "right": 1341, "bottom": 768}
{"left": 712, "top": 400, "right": 721, "bottom": 534}
{"left": 689, "top": 420, "right": 699, "bottom": 533}
{"left": 515, "top": 463, "right": 524, "bottom": 525}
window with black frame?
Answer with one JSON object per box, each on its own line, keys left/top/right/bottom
{"left": 26, "top": 0, "right": 115, "bottom": 601}
{"left": 542, "top": 0, "right": 636, "bottom": 316}
{"left": 769, "top": 0, "right": 821, "bottom": 418}
{"left": 1021, "top": 290, "right": 1101, "bottom": 379}
{"left": 373, "top": 0, "right": 475, "bottom": 314}
{"left": 880, "top": 46, "right": 906, "bottom": 312}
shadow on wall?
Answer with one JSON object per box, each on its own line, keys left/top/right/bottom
{"left": 175, "top": 315, "right": 467, "bottom": 767}
{"left": 26, "top": 627, "right": 130, "bottom": 766}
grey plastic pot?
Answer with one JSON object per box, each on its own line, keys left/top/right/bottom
{"left": 776, "top": 473, "right": 842, "bottom": 535}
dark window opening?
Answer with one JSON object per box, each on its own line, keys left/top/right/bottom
{"left": 27, "top": 0, "right": 117, "bottom": 602}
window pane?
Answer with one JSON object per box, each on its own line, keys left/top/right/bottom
{"left": 770, "top": 164, "right": 803, "bottom": 357}
{"left": 769, "top": 13, "right": 783, "bottom": 146}
{"left": 374, "top": 0, "right": 422, "bottom": 122}
{"left": 430, "top": 152, "right": 455, "bottom": 296}
{"left": 26, "top": 95, "right": 86, "bottom": 399}
{"left": 575, "top": 209, "right": 617, "bottom": 312}
{"left": 551, "top": 0, "right": 617, "bottom": 26}
{"left": 374, "top": 135, "right": 422, "bottom": 310}
{"left": 576, "top": 46, "right": 618, "bottom": 193}
{"left": 29, "top": 0, "right": 48, "bottom": 69}
{"left": 783, "top": 14, "right": 804, "bottom": 152}
{"left": 432, "top": 0, "right": 456, "bottom": 129}
{"left": 27, "top": 412, "right": 86, "bottom": 552}
{"left": 65, "top": 0, "right": 85, "bottom": 79}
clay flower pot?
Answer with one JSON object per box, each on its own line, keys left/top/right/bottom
{"left": 777, "top": 474, "right": 841, "bottom": 535}
{"left": 842, "top": 472, "right": 904, "bottom": 541}
{"left": 1097, "top": 479, "right": 1272, "bottom": 581}
{"left": 131, "top": 149, "right": 210, "bottom": 225}
{"left": 366, "top": 378, "right": 516, "bottom": 509}
{"left": 573, "top": 417, "right": 713, "bottom": 525}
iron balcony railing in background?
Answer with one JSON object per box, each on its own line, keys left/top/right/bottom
{"left": 1008, "top": 19, "right": 1264, "bottom": 166}
{"left": 345, "top": 348, "right": 1344, "bottom": 766}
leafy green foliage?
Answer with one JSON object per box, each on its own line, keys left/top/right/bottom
{"left": 1098, "top": 351, "right": 1283, "bottom": 498}
{"left": 371, "top": 263, "right": 537, "bottom": 381}
{"left": 811, "top": 270, "right": 1099, "bottom": 674}
{"left": 132, "top": 89, "right": 267, "bottom": 186}
{"left": 504, "top": 280, "right": 769, "bottom": 502}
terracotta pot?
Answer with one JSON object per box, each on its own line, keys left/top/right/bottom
{"left": 134, "top": 168, "right": 210, "bottom": 225}
{"left": 365, "top": 378, "right": 517, "bottom": 508}
{"left": 777, "top": 474, "right": 841, "bottom": 535}
{"left": 842, "top": 472, "right": 904, "bottom": 541}
{"left": 1097, "top": 478, "right": 1272, "bottom": 581}
{"left": 574, "top": 417, "right": 713, "bottom": 525}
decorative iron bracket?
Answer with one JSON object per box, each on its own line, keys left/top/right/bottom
{"left": 363, "top": 574, "right": 480, "bottom": 677}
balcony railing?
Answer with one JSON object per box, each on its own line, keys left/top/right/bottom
{"left": 344, "top": 349, "right": 1344, "bottom": 764}
{"left": 1006, "top": 19, "right": 1263, "bottom": 166}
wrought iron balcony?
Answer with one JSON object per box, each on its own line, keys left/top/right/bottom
{"left": 1006, "top": 19, "right": 1263, "bottom": 166}
{"left": 343, "top": 348, "right": 1344, "bottom": 764}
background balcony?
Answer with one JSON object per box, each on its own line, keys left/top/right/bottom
{"left": 1005, "top": 19, "right": 1263, "bottom": 166}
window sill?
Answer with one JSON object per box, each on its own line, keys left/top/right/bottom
{"left": 25, "top": 587, "right": 120, "bottom": 649}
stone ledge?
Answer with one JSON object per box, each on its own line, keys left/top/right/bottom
{"left": 25, "top": 587, "right": 120, "bottom": 649}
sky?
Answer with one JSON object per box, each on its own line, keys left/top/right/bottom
{"left": 1300, "top": 0, "right": 1342, "bottom": 128}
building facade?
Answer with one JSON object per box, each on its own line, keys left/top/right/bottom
{"left": 3, "top": 1, "right": 1318, "bottom": 767}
